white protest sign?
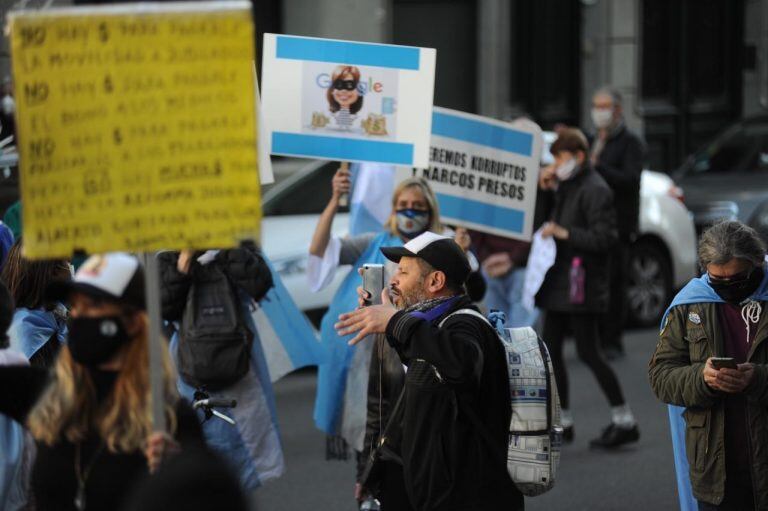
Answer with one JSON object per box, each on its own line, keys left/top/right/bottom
{"left": 261, "top": 34, "right": 436, "bottom": 167}
{"left": 397, "top": 107, "right": 542, "bottom": 241}
{"left": 254, "top": 74, "right": 274, "bottom": 184}
{"left": 522, "top": 228, "right": 557, "bottom": 312}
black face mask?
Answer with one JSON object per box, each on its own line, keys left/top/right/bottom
{"left": 709, "top": 267, "right": 764, "bottom": 304}
{"left": 67, "top": 316, "right": 129, "bottom": 367}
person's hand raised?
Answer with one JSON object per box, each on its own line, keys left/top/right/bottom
{"left": 539, "top": 164, "right": 557, "bottom": 191}
{"left": 336, "top": 288, "right": 397, "bottom": 346}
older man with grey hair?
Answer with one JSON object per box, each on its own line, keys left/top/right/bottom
{"left": 589, "top": 86, "right": 646, "bottom": 359}
{"left": 650, "top": 220, "right": 768, "bottom": 510}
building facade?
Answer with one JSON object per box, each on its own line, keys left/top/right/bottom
{"left": 0, "top": 0, "right": 764, "bottom": 172}
{"left": 282, "top": 0, "right": 768, "bottom": 173}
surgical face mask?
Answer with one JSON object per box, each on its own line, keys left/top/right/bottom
{"left": 709, "top": 267, "right": 764, "bottom": 304}
{"left": 67, "top": 316, "right": 130, "bottom": 367}
{"left": 591, "top": 107, "right": 613, "bottom": 129}
{"left": 555, "top": 158, "right": 578, "bottom": 181}
{"left": 396, "top": 209, "right": 430, "bottom": 239}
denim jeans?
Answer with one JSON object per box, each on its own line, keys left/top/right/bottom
{"left": 483, "top": 267, "right": 539, "bottom": 328}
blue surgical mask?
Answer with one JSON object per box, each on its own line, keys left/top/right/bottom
{"left": 396, "top": 209, "right": 430, "bottom": 239}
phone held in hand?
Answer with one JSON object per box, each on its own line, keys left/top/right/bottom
{"left": 711, "top": 357, "right": 738, "bottom": 370}
{"left": 361, "top": 264, "right": 385, "bottom": 306}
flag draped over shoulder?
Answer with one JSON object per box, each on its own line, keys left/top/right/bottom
{"left": 660, "top": 264, "right": 768, "bottom": 511}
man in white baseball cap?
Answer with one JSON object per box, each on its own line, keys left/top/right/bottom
{"left": 336, "top": 232, "right": 522, "bottom": 511}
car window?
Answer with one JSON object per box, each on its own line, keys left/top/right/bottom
{"left": 263, "top": 162, "right": 347, "bottom": 216}
{"left": 689, "top": 124, "right": 757, "bottom": 175}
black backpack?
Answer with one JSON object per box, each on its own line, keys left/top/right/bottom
{"left": 177, "top": 264, "right": 252, "bottom": 390}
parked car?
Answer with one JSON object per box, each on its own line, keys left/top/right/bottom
{"left": 673, "top": 115, "right": 768, "bottom": 243}
{"left": 261, "top": 146, "right": 698, "bottom": 328}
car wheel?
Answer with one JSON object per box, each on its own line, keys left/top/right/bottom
{"left": 626, "top": 240, "right": 673, "bottom": 328}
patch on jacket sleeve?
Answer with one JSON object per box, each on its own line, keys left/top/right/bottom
{"left": 687, "top": 312, "right": 701, "bottom": 325}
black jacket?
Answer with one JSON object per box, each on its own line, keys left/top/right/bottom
{"left": 592, "top": 124, "right": 645, "bottom": 241}
{"left": 536, "top": 165, "right": 618, "bottom": 313}
{"left": 375, "top": 295, "right": 522, "bottom": 511}
{"left": 158, "top": 245, "right": 273, "bottom": 322}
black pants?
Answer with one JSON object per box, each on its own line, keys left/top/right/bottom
{"left": 542, "top": 310, "right": 625, "bottom": 409}
{"left": 600, "top": 241, "right": 630, "bottom": 351}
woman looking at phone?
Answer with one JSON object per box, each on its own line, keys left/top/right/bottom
{"left": 650, "top": 221, "right": 768, "bottom": 511}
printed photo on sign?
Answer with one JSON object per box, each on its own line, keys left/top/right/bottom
{"left": 302, "top": 62, "right": 398, "bottom": 140}
{"left": 261, "top": 34, "right": 435, "bottom": 167}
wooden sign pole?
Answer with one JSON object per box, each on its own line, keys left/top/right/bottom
{"left": 338, "top": 161, "right": 350, "bottom": 207}
{"left": 142, "top": 252, "right": 166, "bottom": 432}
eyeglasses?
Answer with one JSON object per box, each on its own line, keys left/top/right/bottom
{"left": 332, "top": 79, "right": 357, "bottom": 91}
{"left": 708, "top": 268, "right": 753, "bottom": 285}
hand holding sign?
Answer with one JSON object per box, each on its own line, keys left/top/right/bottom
{"left": 332, "top": 163, "right": 352, "bottom": 206}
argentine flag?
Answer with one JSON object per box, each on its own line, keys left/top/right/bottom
{"left": 251, "top": 257, "right": 325, "bottom": 382}
{"left": 348, "top": 162, "right": 396, "bottom": 236}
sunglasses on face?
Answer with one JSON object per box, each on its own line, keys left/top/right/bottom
{"left": 708, "top": 268, "right": 753, "bottom": 285}
{"left": 332, "top": 79, "right": 357, "bottom": 91}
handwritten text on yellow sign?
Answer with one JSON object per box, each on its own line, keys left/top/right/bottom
{"left": 10, "top": 3, "right": 260, "bottom": 258}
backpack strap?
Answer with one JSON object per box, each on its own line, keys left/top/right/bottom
{"left": 438, "top": 308, "right": 491, "bottom": 327}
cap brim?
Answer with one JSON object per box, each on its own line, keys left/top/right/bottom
{"left": 45, "top": 280, "right": 121, "bottom": 305}
{"left": 380, "top": 246, "right": 417, "bottom": 263}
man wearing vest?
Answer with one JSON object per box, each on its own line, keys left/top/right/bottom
{"left": 337, "top": 232, "right": 522, "bottom": 511}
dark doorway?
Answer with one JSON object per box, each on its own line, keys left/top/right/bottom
{"left": 640, "top": 0, "right": 744, "bottom": 172}
{"left": 509, "top": 0, "right": 582, "bottom": 129}
{"left": 393, "top": 0, "right": 478, "bottom": 113}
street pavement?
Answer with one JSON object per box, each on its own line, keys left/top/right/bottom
{"left": 254, "top": 327, "right": 678, "bottom": 511}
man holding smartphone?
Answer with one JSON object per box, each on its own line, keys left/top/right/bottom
{"left": 649, "top": 221, "right": 768, "bottom": 511}
{"left": 336, "top": 232, "right": 522, "bottom": 511}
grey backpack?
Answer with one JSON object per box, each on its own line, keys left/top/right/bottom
{"left": 441, "top": 309, "right": 562, "bottom": 496}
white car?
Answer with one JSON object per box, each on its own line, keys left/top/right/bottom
{"left": 261, "top": 151, "right": 698, "bottom": 327}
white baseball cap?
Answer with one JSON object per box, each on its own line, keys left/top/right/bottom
{"left": 47, "top": 252, "right": 145, "bottom": 309}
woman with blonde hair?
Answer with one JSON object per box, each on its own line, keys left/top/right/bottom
{"left": 0, "top": 252, "right": 203, "bottom": 511}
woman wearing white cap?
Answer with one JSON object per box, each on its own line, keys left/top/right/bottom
{"left": 0, "top": 252, "right": 204, "bottom": 511}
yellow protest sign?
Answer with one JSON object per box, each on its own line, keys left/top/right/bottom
{"left": 9, "top": 2, "right": 260, "bottom": 259}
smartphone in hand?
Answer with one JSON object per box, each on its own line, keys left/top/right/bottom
{"left": 711, "top": 357, "right": 738, "bottom": 370}
{"left": 361, "top": 264, "right": 384, "bottom": 306}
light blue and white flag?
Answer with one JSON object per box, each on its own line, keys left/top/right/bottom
{"left": 251, "top": 257, "right": 325, "bottom": 382}
{"left": 349, "top": 162, "right": 396, "bottom": 236}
